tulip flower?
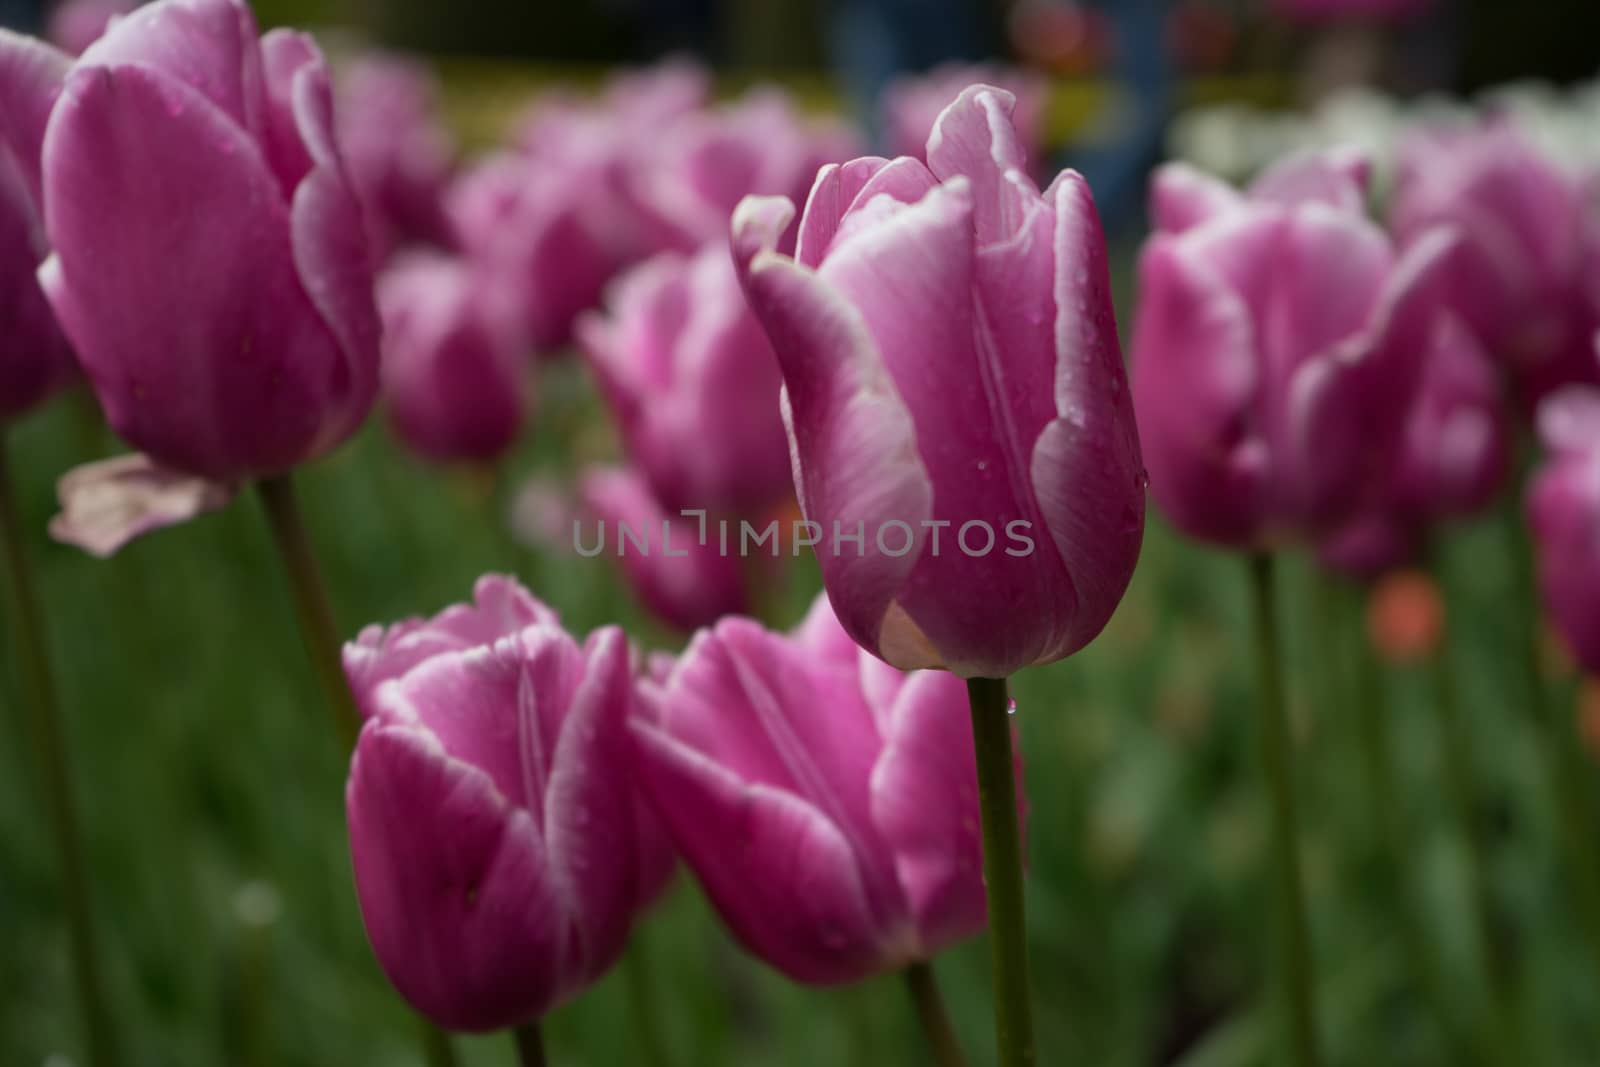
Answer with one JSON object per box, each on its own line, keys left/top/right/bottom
{"left": 578, "top": 243, "right": 791, "bottom": 515}
{"left": 32, "top": 0, "right": 379, "bottom": 483}
{"left": 345, "top": 576, "right": 672, "bottom": 1033}
{"left": 1391, "top": 118, "right": 1600, "bottom": 409}
{"left": 625, "top": 88, "right": 863, "bottom": 256}
{"left": 46, "top": 0, "right": 134, "bottom": 56}
{"left": 0, "top": 31, "right": 76, "bottom": 422}
{"left": 632, "top": 593, "right": 1023, "bottom": 984}
{"left": 378, "top": 253, "right": 527, "bottom": 464}
{"left": 575, "top": 466, "right": 750, "bottom": 632}
{"left": 1319, "top": 313, "right": 1508, "bottom": 577}
{"left": 1528, "top": 387, "right": 1600, "bottom": 674}
{"left": 733, "top": 85, "right": 1143, "bottom": 681}
{"left": 882, "top": 64, "right": 1048, "bottom": 169}
{"left": 337, "top": 54, "right": 457, "bottom": 260}
{"left": 450, "top": 153, "right": 620, "bottom": 354}
{"left": 1132, "top": 150, "right": 1455, "bottom": 549}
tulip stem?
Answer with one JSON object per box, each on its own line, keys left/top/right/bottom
{"left": 256, "top": 474, "right": 359, "bottom": 751}
{"left": 1247, "top": 554, "right": 1321, "bottom": 1067}
{"left": 966, "top": 676, "right": 1034, "bottom": 1067}
{"left": 625, "top": 933, "right": 671, "bottom": 1067}
{"left": 0, "top": 432, "right": 120, "bottom": 1067}
{"left": 905, "top": 962, "right": 969, "bottom": 1067}
{"left": 257, "top": 475, "right": 456, "bottom": 1067}
{"left": 513, "top": 1023, "right": 547, "bottom": 1067}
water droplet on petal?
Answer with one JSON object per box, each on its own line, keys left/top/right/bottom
{"left": 1006, "top": 698, "right": 1018, "bottom": 716}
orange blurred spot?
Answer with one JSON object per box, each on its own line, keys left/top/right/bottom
{"left": 1367, "top": 569, "right": 1443, "bottom": 665}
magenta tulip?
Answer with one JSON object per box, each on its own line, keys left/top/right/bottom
{"left": 1132, "top": 150, "right": 1455, "bottom": 549}
{"left": 732, "top": 85, "right": 1143, "bottom": 678}
{"left": 45, "top": 0, "right": 134, "bottom": 56}
{"left": 624, "top": 88, "right": 863, "bottom": 256}
{"left": 1392, "top": 118, "right": 1600, "bottom": 409}
{"left": 378, "top": 253, "right": 527, "bottom": 464}
{"left": 30, "top": 0, "right": 379, "bottom": 481}
{"left": 578, "top": 243, "right": 791, "bottom": 515}
{"left": 1528, "top": 387, "right": 1600, "bottom": 674}
{"left": 883, "top": 64, "right": 1048, "bottom": 169}
{"left": 633, "top": 593, "right": 1023, "bottom": 984}
{"left": 0, "top": 31, "right": 76, "bottom": 421}
{"left": 344, "top": 576, "right": 670, "bottom": 1031}
{"left": 576, "top": 466, "right": 750, "bottom": 632}
{"left": 1320, "top": 313, "right": 1508, "bottom": 577}
{"left": 337, "top": 54, "right": 456, "bottom": 260}
{"left": 450, "top": 152, "right": 619, "bottom": 353}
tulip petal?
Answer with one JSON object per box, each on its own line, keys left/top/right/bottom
{"left": 347, "top": 724, "right": 565, "bottom": 1032}
{"left": 543, "top": 628, "right": 640, "bottom": 991}
{"left": 1248, "top": 147, "right": 1370, "bottom": 214}
{"left": 870, "top": 670, "right": 994, "bottom": 953}
{"left": 1538, "top": 384, "right": 1600, "bottom": 457}
{"left": 47, "top": 452, "right": 235, "bottom": 558}
{"left": 256, "top": 28, "right": 318, "bottom": 192}
{"left": 632, "top": 720, "right": 904, "bottom": 984}
{"left": 41, "top": 64, "right": 345, "bottom": 478}
{"left": 0, "top": 29, "right": 71, "bottom": 208}
{"left": 79, "top": 0, "right": 263, "bottom": 134}
{"left": 1149, "top": 162, "right": 1243, "bottom": 234}
{"left": 735, "top": 204, "right": 932, "bottom": 663}
{"left": 795, "top": 157, "right": 888, "bottom": 269}
{"left": 925, "top": 85, "right": 1032, "bottom": 244}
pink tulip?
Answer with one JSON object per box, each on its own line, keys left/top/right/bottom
{"left": 1320, "top": 314, "right": 1508, "bottom": 577}
{"left": 0, "top": 31, "right": 76, "bottom": 421}
{"left": 883, "top": 64, "right": 1048, "bottom": 168}
{"left": 337, "top": 54, "right": 457, "bottom": 260}
{"left": 45, "top": 0, "right": 134, "bottom": 56}
{"left": 344, "top": 576, "right": 672, "bottom": 1030}
{"left": 576, "top": 466, "right": 749, "bottom": 632}
{"left": 30, "top": 0, "right": 379, "bottom": 481}
{"left": 1392, "top": 119, "right": 1600, "bottom": 409}
{"left": 1132, "top": 150, "right": 1455, "bottom": 549}
{"left": 449, "top": 152, "right": 619, "bottom": 354}
{"left": 732, "top": 86, "right": 1143, "bottom": 678}
{"left": 633, "top": 593, "right": 1024, "bottom": 984}
{"left": 1528, "top": 387, "right": 1600, "bottom": 674}
{"left": 624, "top": 87, "right": 864, "bottom": 256}
{"left": 578, "top": 244, "right": 791, "bottom": 515}
{"left": 378, "top": 253, "right": 527, "bottom": 464}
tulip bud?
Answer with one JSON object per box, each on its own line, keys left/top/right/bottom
{"left": 32, "top": 0, "right": 380, "bottom": 480}
{"left": 0, "top": 31, "right": 76, "bottom": 421}
{"left": 578, "top": 244, "right": 791, "bottom": 516}
{"left": 344, "top": 576, "right": 671, "bottom": 1031}
{"left": 1528, "top": 387, "right": 1600, "bottom": 674}
{"left": 1132, "top": 150, "right": 1455, "bottom": 549}
{"left": 733, "top": 86, "right": 1144, "bottom": 678}
{"left": 378, "top": 253, "right": 527, "bottom": 464}
{"left": 632, "top": 593, "right": 1024, "bottom": 984}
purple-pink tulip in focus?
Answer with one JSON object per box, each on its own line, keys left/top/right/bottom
{"left": 0, "top": 31, "right": 76, "bottom": 421}
{"left": 45, "top": 0, "right": 135, "bottom": 56}
{"left": 883, "top": 64, "right": 1048, "bottom": 169}
{"left": 32, "top": 0, "right": 380, "bottom": 482}
{"left": 378, "top": 253, "right": 527, "bottom": 464}
{"left": 450, "top": 152, "right": 619, "bottom": 354}
{"left": 344, "top": 576, "right": 672, "bottom": 1030}
{"left": 337, "top": 54, "right": 457, "bottom": 260}
{"left": 626, "top": 88, "right": 863, "bottom": 256}
{"left": 633, "top": 592, "right": 1024, "bottom": 984}
{"left": 1319, "top": 314, "right": 1508, "bottom": 578}
{"left": 1528, "top": 387, "right": 1600, "bottom": 675}
{"left": 732, "top": 85, "right": 1143, "bottom": 678}
{"left": 576, "top": 466, "right": 750, "bottom": 632}
{"left": 1132, "top": 150, "right": 1456, "bottom": 550}
{"left": 1392, "top": 118, "right": 1600, "bottom": 409}
{"left": 578, "top": 244, "right": 791, "bottom": 515}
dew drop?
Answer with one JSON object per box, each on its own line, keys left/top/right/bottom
{"left": 1006, "top": 698, "right": 1018, "bottom": 716}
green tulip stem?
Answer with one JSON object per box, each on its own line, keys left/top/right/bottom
{"left": 0, "top": 431, "right": 120, "bottom": 1067}
{"left": 966, "top": 675, "right": 1035, "bottom": 1067}
{"left": 513, "top": 1022, "right": 547, "bottom": 1067}
{"left": 905, "top": 961, "right": 970, "bottom": 1067}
